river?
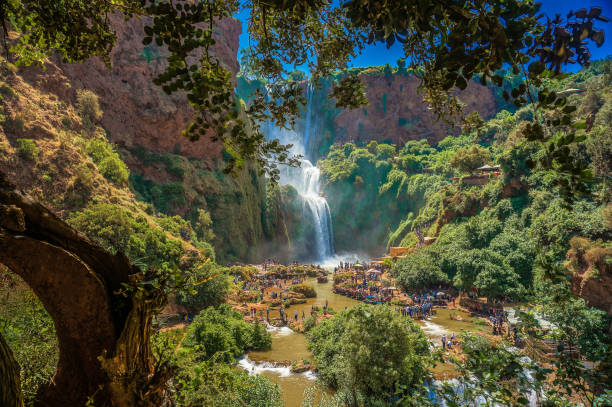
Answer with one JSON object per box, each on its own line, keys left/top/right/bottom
{"left": 239, "top": 277, "right": 491, "bottom": 407}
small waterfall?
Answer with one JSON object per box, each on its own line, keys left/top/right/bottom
{"left": 262, "top": 81, "right": 335, "bottom": 262}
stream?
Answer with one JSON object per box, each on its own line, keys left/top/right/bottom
{"left": 239, "top": 277, "right": 491, "bottom": 407}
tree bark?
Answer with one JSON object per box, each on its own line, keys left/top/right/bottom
{"left": 0, "top": 172, "right": 170, "bottom": 407}
{"left": 0, "top": 331, "right": 24, "bottom": 407}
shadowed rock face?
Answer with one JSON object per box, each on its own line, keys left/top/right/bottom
{"left": 22, "top": 14, "right": 241, "bottom": 164}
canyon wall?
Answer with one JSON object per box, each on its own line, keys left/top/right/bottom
{"left": 332, "top": 71, "right": 498, "bottom": 147}
{"left": 237, "top": 68, "right": 500, "bottom": 160}
{"left": 23, "top": 14, "right": 240, "bottom": 163}
{"left": 16, "top": 15, "right": 276, "bottom": 262}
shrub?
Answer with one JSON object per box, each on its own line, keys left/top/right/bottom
{"left": 176, "top": 265, "right": 230, "bottom": 312}
{"left": 67, "top": 203, "right": 184, "bottom": 268}
{"left": 289, "top": 283, "right": 316, "bottom": 298}
{"left": 76, "top": 89, "right": 102, "bottom": 123}
{"left": 449, "top": 145, "right": 491, "bottom": 174}
{"left": 184, "top": 304, "right": 272, "bottom": 363}
{"left": 16, "top": 138, "right": 39, "bottom": 161}
{"left": 195, "top": 208, "right": 215, "bottom": 242}
{"left": 86, "top": 137, "right": 129, "bottom": 185}
{"left": 0, "top": 83, "right": 15, "bottom": 98}
{"left": 64, "top": 163, "right": 95, "bottom": 206}
{"left": 98, "top": 155, "right": 129, "bottom": 185}
{"left": 302, "top": 312, "right": 318, "bottom": 332}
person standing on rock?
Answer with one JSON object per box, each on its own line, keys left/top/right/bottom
{"left": 266, "top": 307, "right": 270, "bottom": 321}
{"left": 294, "top": 309, "right": 298, "bottom": 321}
{"left": 441, "top": 334, "right": 447, "bottom": 350}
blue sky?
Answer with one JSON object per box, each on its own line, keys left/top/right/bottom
{"left": 236, "top": 0, "right": 612, "bottom": 72}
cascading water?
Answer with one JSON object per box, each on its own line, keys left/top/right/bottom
{"left": 294, "top": 160, "right": 334, "bottom": 261}
{"left": 263, "top": 83, "right": 335, "bottom": 262}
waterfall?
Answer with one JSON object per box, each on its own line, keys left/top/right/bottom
{"left": 294, "top": 160, "right": 335, "bottom": 261}
{"left": 262, "top": 82, "right": 335, "bottom": 262}
{"left": 302, "top": 82, "right": 314, "bottom": 157}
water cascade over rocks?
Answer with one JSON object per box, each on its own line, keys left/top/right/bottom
{"left": 263, "top": 83, "right": 334, "bottom": 262}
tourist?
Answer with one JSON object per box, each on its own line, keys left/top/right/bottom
{"left": 441, "top": 334, "right": 447, "bottom": 350}
{"left": 451, "top": 332, "right": 456, "bottom": 343}
{"left": 447, "top": 339, "right": 452, "bottom": 350}
{"left": 302, "top": 310, "right": 305, "bottom": 320}
{"left": 266, "top": 307, "right": 270, "bottom": 321}
{"left": 294, "top": 309, "right": 298, "bottom": 321}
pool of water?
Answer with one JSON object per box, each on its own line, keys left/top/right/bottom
{"left": 243, "top": 278, "right": 490, "bottom": 407}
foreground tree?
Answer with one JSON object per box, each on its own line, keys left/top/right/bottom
{"left": 307, "top": 304, "right": 431, "bottom": 406}
{"left": 0, "top": 172, "right": 171, "bottom": 407}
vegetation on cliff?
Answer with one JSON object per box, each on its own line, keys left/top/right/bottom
{"left": 318, "top": 61, "right": 612, "bottom": 405}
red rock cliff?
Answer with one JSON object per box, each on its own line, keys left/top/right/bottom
{"left": 333, "top": 72, "right": 498, "bottom": 146}
{"left": 23, "top": 15, "right": 241, "bottom": 164}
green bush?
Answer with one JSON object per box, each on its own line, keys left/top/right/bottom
{"left": 16, "top": 138, "right": 39, "bottom": 161}
{"left": 171, "top": 356, "right": 283, "bottom": 407}
{"left": 98, "top": 155, "right": 129, "bottom": 185}
{"left": 76, "top": 89, "right": 102, "bottom": 123}
{"left": 0, "top": 281, "right": 58, "bottom": 402}
{"left": 307, "top": 304, "right": 431, "bottom": 403}
{"left": 67, "top": 203, "right": 184, "bottom": 268}
{"left": 85, "top": 137, "right": 129, "bottom": 185}
{"left": 176, "top": 264, "right": 230, "bottom": 312}
{"left": 184, "top": 304, "right": 271, "bottom": 363}
{"left": 289, "top": 283, "right": 317, "bottom": 298}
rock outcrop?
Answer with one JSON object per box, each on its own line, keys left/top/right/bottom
{"left": 566, "top": 237, "right": 612, "bottom": 318}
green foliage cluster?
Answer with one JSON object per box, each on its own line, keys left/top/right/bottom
{"left": 66, "top": 203, "right": 226, "bottom": 312}
{"left": 175, "top": 263, "right": 230, "bottom": 312}
{"left": 130, "top": 146, "right": 185, "bottom": 180}
{"left": 130, "top": 174, "right": 186, "bottom": 214}
{"left": 75, "top": 89, "right": 103, "bottom": 125}
{"left": 0, "top": 273, "right": 57, "bottom": 403}
{"left": 449, "top": 145, "right": 491, "bottom": 174}
{"left": 85, "top": 137, "right": 129, "bottom": 185}
{"left": 171, "top": 357, "right": 283, "bottom": 407}
{"left": 16, "top": 138, "right": 39, "bottom": 161}
{"left": 152, "top": 326, "right": 282, "bottom": 407}
{"left": 183, "top": 305, "right": 271, "bottom": 363}
{"left": 318, "top": 136, "right": 471, "bottom": 252}
{"left": 307, "top": 304, "right": 431, "bottom": 406}
{"left": 67, "top": 203, "right": 183, "bottom": 269}
{"left": 289, "top": 283, "right": 317, "bottom": 298}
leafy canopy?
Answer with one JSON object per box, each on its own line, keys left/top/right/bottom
{"left": 1, "top": 1, "right": 607, "bottom": 186}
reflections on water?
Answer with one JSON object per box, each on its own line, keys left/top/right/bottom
{"left": 242, "top": 278, "right": 491, "bottom": 407}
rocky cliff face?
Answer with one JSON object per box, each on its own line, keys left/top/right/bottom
{"left": 23, "top": 14, "right": 241, "bottom": 164}
{"left": 15, "top": 15, "right": 276, "bottom": 263}
{"left": 332, "top": 72, "right": 498, "bottom": 146}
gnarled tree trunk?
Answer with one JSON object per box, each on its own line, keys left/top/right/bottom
{"left": 0, "top": 172, "right": 170, "bottom": 407}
